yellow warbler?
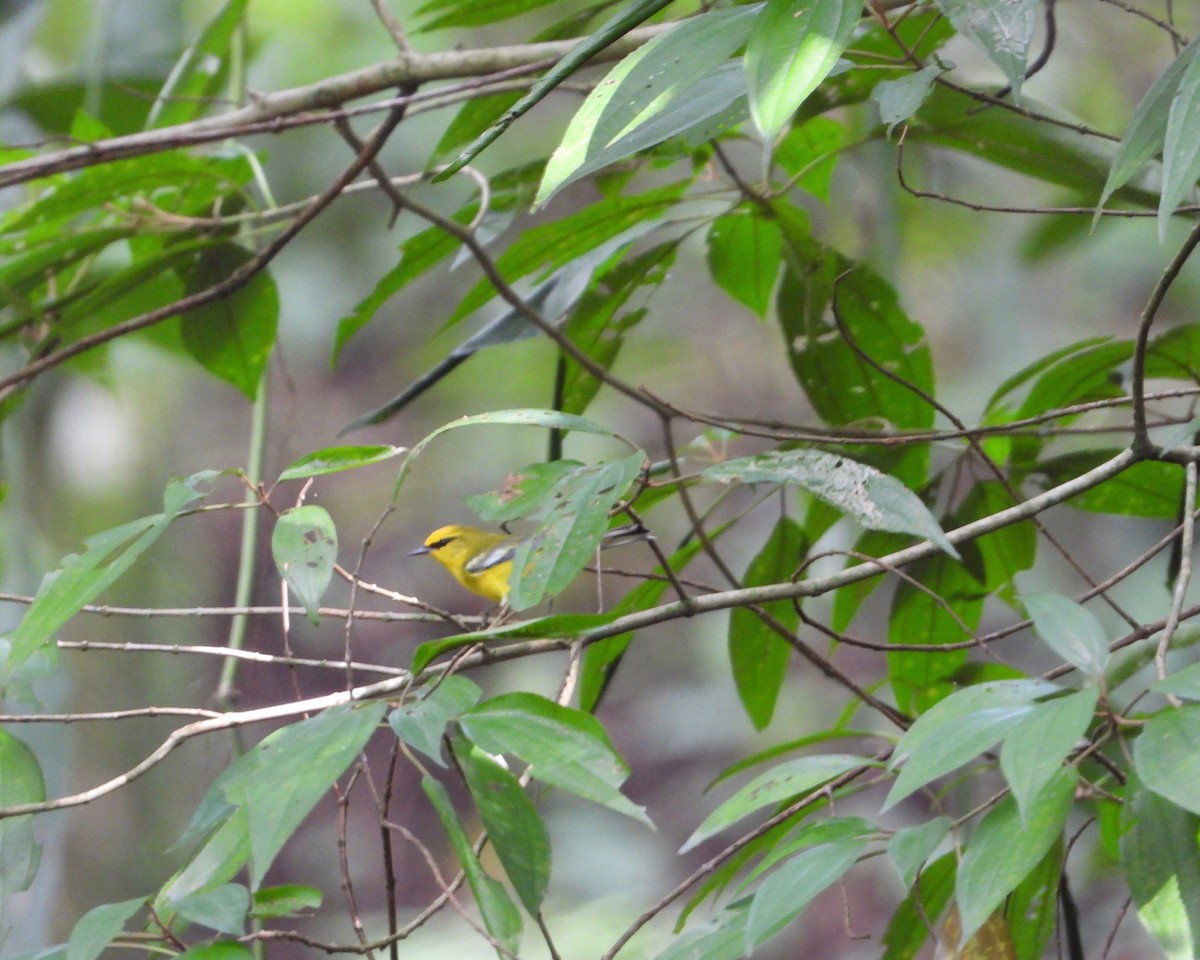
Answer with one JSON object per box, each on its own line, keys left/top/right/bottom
{"left": 409, "top": 522, "right": 649, "bottom": 604}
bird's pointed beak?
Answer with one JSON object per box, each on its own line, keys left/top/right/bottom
{"left": 407, "top": 545, "right": 432, "bottom": 557}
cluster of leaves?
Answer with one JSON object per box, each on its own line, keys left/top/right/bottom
{"left": 3, "top": 0, "right": 1200, "bottom": 959}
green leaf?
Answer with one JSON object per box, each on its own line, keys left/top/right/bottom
{"left": 0, "top": 729, "right": 44, "bottom": 912}
{"left": 410, "top": 612, "right": 621, "bottom": 675}
{"left": 417, "top": 0, "right": 580, "bottom": 31}
{"left": 271, "top": 505, "right": 337, "bottom": 626}
{"left": 174, "top": 944, "right": 254, "bottom": 960}
{"left": 955, "top": 769, "right": 1076, "bottom": 943}
{"left": 1121, "top": 775, "right": 1200, "bottom": 960}
{"left": 457, "top": 692, "right": 651, "bottom": 826}
{"left": 1022, "top": 593, "right": 1110, "bottom": 678}
{"left": 559, "top": 242, "right": 677, "bottom": 415}
{"left": 912, "top": 86, "right": 1157, "bottom": 207}
{"left": 887, "top": 552, "right": 982, "bottom": 714}
{"left": 1153, "top": 661, "right": 1200, "bottom": 700}
{"left": 706, "top": 212, "right": 783, "bottom": 318}
{"left": 445, "top": 182, "right": 686, "bottom": 328}
{"left": 1100, "top": 38, "right": 1200, "bottom": 213}
{"left": 654, "top": 901, "right": 750, "bottom": 960}
{"left": 422, "top": 776, "right": 523, "bottom": 953}
{"left": 744, "top": 0, "right": 860, "bottom": 144}
{"left": 1038, "top": 453, "right": 1183, "bottom": 519}
{"left": 535, "top": 7, "right": 756, "bottom": 205}
{"left": 745, "top": 838, "right": 867, "bottom": 950}
{"left": 1000, "top": 688, "right": 1097, "bottom": 823}
{"left": 178, "top": 244, "right": 278, "bottom": 399}
{"left": 884, "top": 680, "right": 1061, "bottom": 811}
{"left": 278, "top": 445, "right": 407, "bottom": 480}
{"left": 389, "top": 676, "right": 482, "bottom": 765}
{"left": 249, "top": 885, "right": 323, "bottom": 919}
{"left": 2, "top": 472, "right": 215, "bottom": 684}
{"left": 1134, "top": 705, "right": 1200, "bottom": 816}
{"left": 728, "top": 517, "right": 806, "bottom": 729}
{"left": 436, "top": 0, "right": 677, "bottom": 179}
{"left": 147, "top": 0, "right": 249, "bottom": 128}
{"left": 163, "top": 703, "right": 386, "bottom": 899}
{"left": 454, "top": 738, "right": 551, "bottom": 916}
{"left": 872, "top": 64, "right": 946, "bottom": 134}
{"left": 887, "top": 816, "right": 951, "bottom": 889}
{"left": 332, "top": 211, "right": 471, "bottom": 364}
{"left": 1007, "top": 841, "right": 1062, "bottom": 960}
{"left": 773, "top": 116, "right": 846, "bottom": 201}
{"left": 505, "top": 453, "right": 645, "bottom": 610}
{"left": 703, "top": 450, "right": 956, "bottom": 557}
{"left": 171, "top": 883, "right": 250, "bottom": 936}
{"left": 66, "top": 898, "right": 145, "bottom": 960}
{"left": 933, "top": 0, "right": 1038, "bottom": 96}
{"left": 1160, "top": 43, "right": 1200, "bottom": 237}
{"left": 682, "top": 754, "right": 869, "bottom": 852}
{"left": 773, "top": 224, "right": 935, "bottom": 445}
{"left": 880, "top": 852, "right": 955, "bottom": 960}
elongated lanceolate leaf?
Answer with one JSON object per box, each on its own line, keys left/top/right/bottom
{"left": 703, "top": 450, "right": 956, "bottom": 556}
{"left": 537, "top": 7, "right": 756, "bottom": 205}
{"left": 745, "top": 0, "right": 860, "bottom": 143}
{"left": 1159, "top": 47, "right": 1200, "bottom": 238}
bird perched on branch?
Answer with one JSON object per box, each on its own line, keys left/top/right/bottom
{"left": 409, "top": 522, "right": 650, "bottom": 605}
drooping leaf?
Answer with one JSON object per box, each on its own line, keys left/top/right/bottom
{"left": 1, "top": 472, "right": 216, "bottom": 684}
{"left": 65, "top": 898, "right": 145, "bottom": 960}
{"left": 271, "top": 505, "right": 337, "bottom": 626}
{"left": 744, "top": 838, "right": 867, "bottom": 950}
{"left": 887, "top": 552, "right": 983, "bottom": 714}
{"left": 744, "top": 0, "right": 861, "bottom": 144}
{"left": 436, "top": 0, "right": 679, "bottom": 178}
{"left": 1134, "top": 705, "right": 1200, "bottom": 816}
{"left": 536, "top": 7, "right": 756, "bottom": 205}
{"left": 178, "top": 243, "right": 278, "bottom": 399}
{"left": 887, "top": 816, "right": 951, "bottom": 889}
{"left": 706, "top": 212, "right": 784, "bottom": 318}
{"left": 504, "top": 453, "right": 646, "bottom": 610}
{"left": 458, "top": 692, "right": 651, "bottom": 826}
{"left": 880, "top": 852, "right": 955, "bottom": 960}
{"left": 0, "top": 730, "right": 45, "bottom": 924}
{"left": 389, "top": 676, "right": 482, "bottom": 765}
{"left": 162, "top": 703, "right": 386, "bottom": 900}
{"left": 1006, "top": 840, "right": 1062, "bottom": 960}
{"left": 1099, "top": 38, "right": 1200, "bottom": 214}
{"left": 999, "top": 687, "right": 1097, "bottom": 823}
{"left": 728, "top": 516, "right": 806, "bottom": 729}
{"left": 1121, "top": 775, "right": 1200, "bottom": 960}
{"left": 955, "top": 769, "right": 1076, "bottom": 943}
{"left": 422, "top": 776, "right": 523, "bottom": 954}
{"left": 884, "top": 680, "right": 1061, "bottom": 810}
{"left": 146, "top": 0, "right": 249, "bottom": 128}
{"left": 454, "top": 737, "right": 551, "bottom": 916}
{"left": 1022, "top": 593, "right": 1110, "bottom": 678}
{"left": 1160, "top": 49, "right": 1200, "bottom": 236}
{"left": 933, "top": 0, "right": 1039, "bottom": 96}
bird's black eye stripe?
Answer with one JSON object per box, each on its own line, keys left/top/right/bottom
{"left": 429, "top": 536, "right": 456, "bottom": 550}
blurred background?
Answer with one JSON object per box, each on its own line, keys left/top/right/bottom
{"left": 2, "top": 0, "right": 1198, "bottom": 957}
